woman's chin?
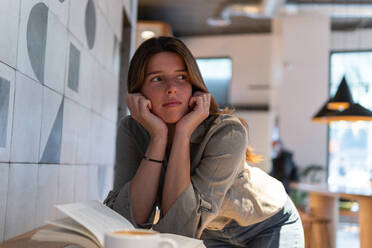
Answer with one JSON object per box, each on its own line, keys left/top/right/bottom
{"left": 160, "top": 115, "right": 183, "bottom": 124}
{"left": 163, "top": 117, "right": 181, "bottom": 124}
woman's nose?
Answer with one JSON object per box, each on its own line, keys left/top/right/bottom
{"left": 165, "top": 80, "right": 177, "bottom": 94}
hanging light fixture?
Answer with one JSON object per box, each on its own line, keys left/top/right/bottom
{"left": 312, "top": 99, "right": 339, "bottom": 123}
{"left": 326, "top": 76, "right": 354, "bottom": 110}
{"left": 312, "top": 75, "right": 372, "bottom": 123}
{"left": 327, "top": 103, "right": 372, "bottom": 122}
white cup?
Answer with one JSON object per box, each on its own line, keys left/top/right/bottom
{"left": 104, "top": 229, "right": 178, "bottom": 248}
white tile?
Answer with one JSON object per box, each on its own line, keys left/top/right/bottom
{"left": 0, "top": 163, "right": 9, "bottom": 243}
{"left": 91, "top": 61, "right": 105, "bottom": 114}
{"left": 89, "top": 114, "right": 104, "bottom": 164}
{"left": 107, "top": 0, "right": 123, "bottom": 39}
{"left": 87, "top": 165, "right": 99, "bottom": 200}
{"left": 68, "top": 0, "right": 89, "bottom": 47}
{"left": 64, "top": 33, "right": 83, "bottom": 103}
{"left": 102, "top": 27, "right": 115, "bottom": 71}
{"left": 78, "top": 48, "right": 94, "bottom": 109}
{"left": 102, "top": 71, "right": 119, "bottom": 122}
{"left": 56, "top": 165, "right": 74, "bottom": 218}
{"left": 39, "top": 87, "right": 63, "bottom": 163}
{"left": 44, "top": 12, "right": 68, "bottom": 94}
{"left": 98, "top": 165, "right": 114, "bottom": 201}
{"left": 0, "top": 0, "right": 21, "bottom": 68}
{"left": 75, "top": 105, "right": 91, "bottom": 165}
{"left": 17, "top": 0, "right": 49, "bottom": 83}
{"left": 97, "top": 0, "right": 108, "bottom": 16}
{"left": 4, "top": 163, "right": 37, "bottom": 240}
{"left": 103, "top": 120, "right": 116, "bottom": 166}
{"left": 10, "top": 73, "right": 42, "bottom": 163}
{"left": 60, "top": 98, "right": 78, "bottom": 164}
{"left": 0, "top": 63, "right": 16, "bottom": 162}
{"left": 35, "top": 164, "right": 58, "bottom": 227}
{"left": 48, "top": 0, "right": 69, "bottom": 27}
{"left": 74, "top": 165, "right": 89, "bottom": 202}
{"left": 92, "top": 9, "right": 109, "bottom": 67}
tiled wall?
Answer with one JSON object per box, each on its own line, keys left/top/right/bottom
{"left": 0, "top": 0, "right": 137, "bottom": 241}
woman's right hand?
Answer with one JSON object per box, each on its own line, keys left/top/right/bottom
{"left": 126, "top": 93, "right": 168, "bottom": 139}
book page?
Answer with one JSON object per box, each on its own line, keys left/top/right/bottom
{"left": 32, "top": 227, "right": 99, "bottom": 248}
{"left": 56, "top": 201, "right": 135, "bottom": 245}
{"left": 46, "top": 218, "right": 100, "bottom": 246}
{"left": 160, "top": 233, "right": 206, "bottom": 248}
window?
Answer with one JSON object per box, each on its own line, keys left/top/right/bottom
{"left": 196, "top": 57, "right": 232, "bottom": 107}
{"left": 328, "top": 51, "right": 372, "bottom": 187}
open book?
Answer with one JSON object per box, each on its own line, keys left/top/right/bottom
{"left": 31, "top": 200, "right": 205, "bottom": 248}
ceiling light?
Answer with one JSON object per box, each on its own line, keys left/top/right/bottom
{"left": 206, "top": 17, "right": 231, "bottom": 27}
{"left": 141, "top": 30, "right": 156, "bottom": 40}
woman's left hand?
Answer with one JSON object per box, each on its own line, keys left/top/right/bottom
{"left": 176, "top": 91, "right": 211, "bottom": 139}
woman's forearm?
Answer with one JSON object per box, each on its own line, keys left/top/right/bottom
{"left": 130, "top": 135, "right": 167, "bottom": 224}
{"left": 161, "top": 132, "right": 191, "bottom": 215}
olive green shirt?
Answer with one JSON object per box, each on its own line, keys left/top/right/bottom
{"left": 104, "top": 114, "right": 287, "bottom": 239}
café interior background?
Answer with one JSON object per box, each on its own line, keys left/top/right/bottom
{"left": 1, "top": 0, "right": 372, "bottom": 243}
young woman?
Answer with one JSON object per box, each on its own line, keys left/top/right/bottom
{"left": 104, "top": 36, "right": 304, "bottom": 247}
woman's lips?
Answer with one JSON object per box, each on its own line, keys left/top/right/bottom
{"left": 163, "top": 101, "right": 182, "bottom": 107}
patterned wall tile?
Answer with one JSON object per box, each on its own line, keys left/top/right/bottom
{"left": 69, "top": 0, "right": 97, "bottom": 49}
{"left": 10, "top": 73, "right": 42, "bottom": 163}
{"left": 89, "top": 114, "right": 104, "bottom": 164}
{"left": 35, "top": 164, "right": 59, "bottom": 227}
{"left": 102, "top": 26, "right": 115, "bottom": 71}
{"left": 107, "top": 0, "right": 123, "bottom": 39}
{"left": 98, "top": 165, "right": 114, "bottom": 201}
{"left": 76, "top": 48, "right": 94, "bottom": 109}
{"left": 88, "top": 165, "right": 100, "bottom": 200}
{"left": 85, "top": 0, "right": 97, "bottom": 50}
{"left": 17, "top": 0, "right": 49, "bottom": 83}
{"left": 102, "top": 70, "right": 119, "bottom": 122}
{"left": 74, "top": 165, "right": 89, "bottom": 202}
{"left": 0, "top": 163, "right": 9, "bottom": 243}
{"left": 48, "top": 0, "right": 70, "bottom": 27}
{"left": 91, "top": 60, "right": 105, "bottom": 115}
{"left": 4, "top": 163, "right": 37, "bottom": 240}
{"left": 75, "top": 105, "right": 91, "bottom": 165}
{"left": 60, "top": 98, "right": 78, "bottom": 164}
{"left": 44, "top": 12, "right": 68, "bottom": 94}
{"left": 0, "top": 63, "right": 15, "bottom": 162}
{"left": 64, "top": 33, "right": 83, "bottom": 103}
{"left": 39, "top": 87, "right": 63, "bottom": 164}
{"left": 103, "top": 120, "right": 116, "bottom": 166}
{"left": 0, "top": 0, "right": 21, "bottom": 68}
{"left": 56, "top": 165, "right": 75, "bottom": 218}
{"left": 91, "top": 9, "right": 108, "bottom": 68}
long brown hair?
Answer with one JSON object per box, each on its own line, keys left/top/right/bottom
{"left": 127, "top": 36, "right": 261, "bottom": 164}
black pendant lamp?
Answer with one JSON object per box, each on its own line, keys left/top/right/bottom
{"left": 312, "top": 75, "right": 372, "bottom": 123}
{"left": 327, "top": 103, "right": 372, "bottom": 122}
{"left": 327, "top": 76, "right": 354, "bottom": 111}
{"left": 312, "top": 100, "right": 339, "bottom": 123}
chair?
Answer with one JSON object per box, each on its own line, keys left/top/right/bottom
{"left": 298, "top": 209, "right": 331, "bottom": 248}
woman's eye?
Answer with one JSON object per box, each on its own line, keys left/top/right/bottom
{"left": 150, "top": 76, "right": 161, "bottom": 82}
{"left": 177, "top": 75, "right": 186, "bottom": 80}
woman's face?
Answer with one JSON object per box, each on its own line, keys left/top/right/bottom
{"left": 141, "top": 52, "right": 192, "bottom": 124}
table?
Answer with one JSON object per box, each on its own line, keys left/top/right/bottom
{"left": 291, "top": 182, "right": 372, "bottom": 248}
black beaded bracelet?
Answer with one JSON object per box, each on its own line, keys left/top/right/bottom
{"left": 143, "top": 155, "right": 164, "bottom": 164}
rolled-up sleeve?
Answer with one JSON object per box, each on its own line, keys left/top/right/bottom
{"left": 153, "top": 120, "right": 248, "bottom": 238}
{"left": 103, "top": 116, "right": 154, "bottom": 228}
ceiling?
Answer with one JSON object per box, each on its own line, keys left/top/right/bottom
{"left": 138, "top": 0, "right": 372, "bottom": 37}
